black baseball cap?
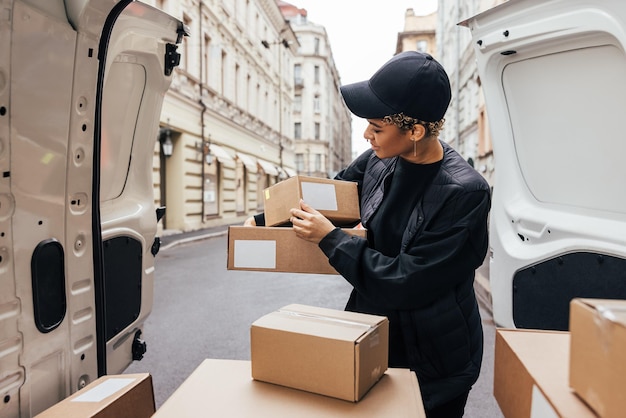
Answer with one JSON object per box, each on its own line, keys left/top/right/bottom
{"left": 340, "top": 51, "right": 451, "bottom": 122}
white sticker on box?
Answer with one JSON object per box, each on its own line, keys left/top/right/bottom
{"left": 234, "top": 240, "right": 276, "bottom": 268}
{"left": 71, "top": 378, "right": 136, "bottom": 403}
{"left": 301, "top": 182, "right": 338, "bottom": 211}
{"left": 530, "top": 385, "right": 558, "bottom": 418}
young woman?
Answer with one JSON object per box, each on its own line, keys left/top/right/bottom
{"left": 248, "top": 51, "right": 491, "bottom": 418}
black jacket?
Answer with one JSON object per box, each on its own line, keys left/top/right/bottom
{"left": 318, "top": 142, "right": 491, "bottom": 409}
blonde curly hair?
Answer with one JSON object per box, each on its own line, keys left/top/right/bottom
{"left": 382, "top": 113, "right": 445, "bottom": 138}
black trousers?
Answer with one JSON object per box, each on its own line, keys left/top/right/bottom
{"left": 425, "top": 391, "right": 470, "bottom": 418}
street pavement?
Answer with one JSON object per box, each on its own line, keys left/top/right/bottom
{"left": 127, "top": 226, "right": 503, "bottom": 417}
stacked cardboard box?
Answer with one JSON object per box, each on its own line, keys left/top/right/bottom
{"left": 494, "top": 297, "right": 626, "bottom": 418}
{"left": 250, "top": 304, "right": 389, "bottom": 401}
{"left": 152, "top": 305, "right": 425, "bottom": 415}
{"left": 569, "top": 298, "right": 626, "bottom": 418}
{"left": 153, "top": 359, "right": 426, "bottom": 417}
{"left": 493, "top": 329, "right": 595, "bottom": 418}
{"left": 227, "top": 226, "right": 365, "bottom": 274}
{"left": 262, "top": 175, "right": 360, "bottom": 227}
{"left": 227, "top": 176, "right": 363, "bottom": 275}
{"left": 35, "top": 374, "right": 154, "bottom": 418}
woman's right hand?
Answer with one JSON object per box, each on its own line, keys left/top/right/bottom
{"left": 243, "top": 216, "right": 256, "bottom": 227}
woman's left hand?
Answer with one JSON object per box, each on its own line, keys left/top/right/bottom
{"left": 290, "top": 200, "right": 336, "bottom": 244}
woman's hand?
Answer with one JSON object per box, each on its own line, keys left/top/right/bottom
{"left": 243, "top": 216, "right": 256, "bottom": 227}
{"left": 290, "top": 200, "right": 336, "bottom": 244}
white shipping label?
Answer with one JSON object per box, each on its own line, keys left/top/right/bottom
{"left": 530, "top": 385, "right": 558, "bottom": 418}
{"left": 234, "top": 240, "right": 276, "bottom": 268}
{"left": 71, "top": 378, "right": 136, "bottom": 403}
{"left": 301, "top": 182, "right": 338, "bottom": 211}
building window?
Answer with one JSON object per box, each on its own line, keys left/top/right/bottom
{"left": 416, "top": 40, "right": 428, "bottom": 53}
{"left": 313, "top": 95, "right": 320, "bottom": 114}
{"left": 314, "top": 65, "right": 320, "bottom": 84}
{"left": 203, "top": 34, "right": 211, "bottom": 85}
{"left": 294, "top": 64, "right": 302, "bottom": 86}
{"left": 221, "top": 50, "right": 227, "bottom": 96}
{"left": 314, "top": 37, "right": 320, "bottom": 55}
{"left": 246, "top": 74, "right": 251, "bottom": 112}
{"left": 294, "top": 122, "right": 302, "bottom": 139}
{"left": 235, "top": 63, "right": 240, "bottom": 105}
{"left": 295, "top": 153, "right": 304, "bottom": 172}
{"left": 315, "top": 154, "right": 321, "bottom": 172}
{"left": 314, "top": 122, "right": 320, "bottom": 140}
{"left": 294, "top": 94, "right": 302, "bottom": 113}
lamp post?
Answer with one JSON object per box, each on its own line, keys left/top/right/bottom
{"left": 159, "top": 126, "right": 173, "bottom": 157}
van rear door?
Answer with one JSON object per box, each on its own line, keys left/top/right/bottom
{"left": 2, "top": 1, "right": 183, "bottom": 415}
{"left": 461, "top": 0, "right": 626, "bottom": 330}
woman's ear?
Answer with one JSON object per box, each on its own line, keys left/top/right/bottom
{"left": 411, "top": 124, "right": 426, "bottom": 141}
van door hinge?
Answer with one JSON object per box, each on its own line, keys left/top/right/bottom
{"left": 164, "top": 43, "right": 180, "bottom": 76}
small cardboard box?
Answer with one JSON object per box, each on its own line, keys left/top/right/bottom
{"left": 493, "top": 329, "right": 595, "bottom": 418}
{"left": 36, "top": 373, "right": 155, "bottom": 418}
{"left": 569, "top": 298, "right": 626, "bottom": 418}
{"left": 153, "top": 359, "right": 425, "bottom": 417}
{"left": 263, "top": 176, "right": 360, "bottom": 227}
{"left": 250, "top": 304, "right": 389, "bottom": 402}
{"left": 227, "top": 226, "right": 366, "bottom": 275}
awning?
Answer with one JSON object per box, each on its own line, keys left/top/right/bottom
{"left": 209, "top": 144, "right": 235, "bottom": 164}
{"left": 284, "top": 167, "right": 297, "bottom": 177}
{"left": 236, "top": 152, "right": 258, "bottom": 173}
{"left": 257, "top": 159, "right": 279, "bottom": 176}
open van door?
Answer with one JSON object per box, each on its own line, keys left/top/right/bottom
{"left": 461, "top": 0, "right": 626, "bottom": 330}
{"left": 2, "top": 1, "right": 185, "bottom": 416}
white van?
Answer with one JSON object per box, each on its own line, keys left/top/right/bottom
{"left": 462, "top": 0, "right": 626, "bottom": 330}
{"left": 1, "top": 1, "right": 185, "bottom": 416}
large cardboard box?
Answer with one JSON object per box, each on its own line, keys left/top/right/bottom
{"left": 227, "top": 225, "right": 366, "bottom": 275}
{"left": 494, "top": 329, "right": 595, "bottom": 418}
{"left": 251, "top": 304, "right": 389, "bottom": 402}
{"left": 153, "top": 359, "right": 425, "bottom": 417}
{"left": 263, "top": 176, "right": 360, "bottom": 227}
{"left": 569, "top": 298, "right": 626, "bottom": 418}
{"left": 36, "top": 373, "right": 154, "bottom": 418}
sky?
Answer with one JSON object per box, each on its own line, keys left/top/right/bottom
{"left": 290, "top": 0, "right": 439, "bottom": 156}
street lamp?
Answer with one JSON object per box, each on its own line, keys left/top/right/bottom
{"left": 159, "top": 126, "right": 173, "bottom": 157}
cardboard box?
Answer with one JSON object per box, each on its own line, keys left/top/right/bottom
{"left": 227, "top": 226, "right": 366, "bottom": 275}
{"left": 569, "top": 298, "right": 626, "bottom": 418}
{"left": 153, "top": 359, "right": 424, "bottom": 417}
{"left": 250, "top": 304, "right": 388, "bottom": 402}
{"left": 263, "top": 176, "right": 360, "bottom": 227}
{"left": 493, "top": 329, "right": 595, "bottom": 418}
{"left": 36, "top": 373, "right": 154, "bottom": 418}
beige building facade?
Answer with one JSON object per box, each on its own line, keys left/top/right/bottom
{"left": 435, "top": 0, "right": 507, "bottom": 187}
{"left": 396, "top": 9, "right": 438, "bottom": 56}
{"left": 279, "top": 2, "right": 352, "bottom": 178}
{"left": 148, "top": 0, "right": 350, "bottom": 234}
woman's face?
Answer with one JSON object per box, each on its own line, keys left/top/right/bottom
{"left": 363, "top": 119, "right": 413, "bottom": 159}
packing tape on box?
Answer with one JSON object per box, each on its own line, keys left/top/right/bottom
{"left": 277, "top": 309, "right": 375, "bottom": 331}
{"left": 595, "top": 304, "right": 626, "bottom": 353}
